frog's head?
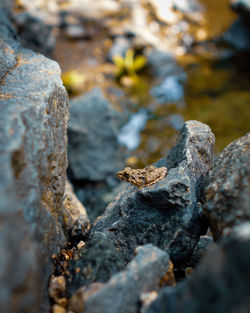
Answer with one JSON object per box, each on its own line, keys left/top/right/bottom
{"left": 116, "top": 167, "right": 132, "bottom": 181}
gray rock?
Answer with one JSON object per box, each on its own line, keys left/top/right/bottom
{"left": 146, "top": 222, "right": 250, "bottom": 313}
{"left": 223, "top": 18, "right": 250, "bottom": 51}
{"left": 224, "top": 0, "right": 250, "bottom": 50}
{"left": 184, "top": 235, "right": 214, "bottom": 269}
{"left": 61, "top": 180, "right": 90, "bottom": 243}
{"left": 68, "top": 244, "right": 170, "bottom": 313}
{"left": 12, "top": 12, "right": 58, "bottom": 55}
{"left": 68, "top": 87, "right": 123, "bottom": 181}
{"left": 231, "top": 0, "right": 250, "bottom": 22}
{"left": 95, "top": 121, "right": 214, "bottom": 265}
{"left": 165, "top": 121, "right": 215, "bottom": 175}
{"left": 65, "top": 120, "right": 214, "bottom": 294}
{"left": 146, "top": 49, "right": 181, "bottom": 78}
{"left": 66, "top": 231, "right": 126, "bottom": 296}
{"left": 0, "top": 5, "right": 69, "bottom": 313}
{"left": 203, "top": 133, "right": 250, "bottom": 241}
{"left": 74, "top": 178, "right": 125, "bottom": 222}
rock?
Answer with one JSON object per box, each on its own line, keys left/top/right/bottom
{"left": 0, "top": 4, "right": 69, "bottom": 313}
{"left": 68, "top": 87, "right": 123, "bottom": 181}
{"left": 203, "top": 133, "right": 250, "bottom": 241}
{"left": 165, "top": 120, "right": 215, "bottom": 181}
{"left": 51, "top": 304, "right": 67, "bottom": 313}
{"left": 61, "top": 180, "right": 90, "bottom": 243}
{"left": 94, "top": 122, "right": 213, "bottom": 267}
{"left": 65, "top": 120, "right": 214, "bottom": 300}
{"left": 66, "top": 231, "right": 126, "bottom": 296}
{"left": 140, "top": 291, "right": 159, "bottom": 313}
{"left": 12, "top": 12, "right": 58, "bottom": 55}
{"left": 231, "top": 0, "right": 250, "bottom": 23}
{"left": 48, "top": 275, "right": 66, "bottom": 304}
{"left": 68, "top": 244, "right": 170, "bottom": 313}
{"left": 146, "top": 49, "right": 181, "bottom": 78}
{"left": 145, "top": 222, "right": 250, "bottom": 313}
{"left": 183, "top": 235, "right": 214, "bottom": 270}
{"left": 68, "top": 283, "right": 105, "bottom": 313}
{"left": 223, "top": 18, "right": 250, "bottom": 51}
{"left": 74, "top": 180, "right": 124, "bottom": 222}
{"left": 224, "top": 0, "right": 250, "bottom": 50}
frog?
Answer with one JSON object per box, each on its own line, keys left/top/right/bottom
{"left": 116, "top": 165, "right": 167, "bottom": 189}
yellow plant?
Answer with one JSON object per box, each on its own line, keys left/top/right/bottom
{"left": 113, "top": 49, "right": 147, "bottom": 80}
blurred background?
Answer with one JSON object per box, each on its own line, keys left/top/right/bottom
{"left": 9, "top": 0, "right": 250, "bottom": 220}
{"left": 12, "top": 0, "right": 250, "bottom": 166}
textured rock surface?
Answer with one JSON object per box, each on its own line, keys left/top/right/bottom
{"left": 66, "top": 231, "right": 126, "bottom": 296}
{"left": 0, "top": 5, "right": 69, "bottom": 313}
{"left": 146, "top": 222, "right": 250, "bottom": 313}
{"left": 68, "top": 87, "right": 123, "bottom": 181}
{"left": 164, "top": 120, "right": 215, "bottom": 180}
{"left": 61, "top": 180, "right": 90, "bottom": 243}
{"left": 66, "top": 120, "right": 215, "bottom": 293}
{"left": 68, "top": 244, "right": 170, "bottom": 313}
{"left": 203, "top": 133, "right": 250, "bottom": 241}
{"left": 93, "top": 120, "right": 214, "bottom": 265}
{"left": 184, "top": 236, "right": 214, "bottom": 269}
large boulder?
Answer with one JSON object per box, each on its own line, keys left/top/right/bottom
{"left": 0, "top": 5, "right": 69, "bottom": 313}
{"left": 93, "top": 121, "right": 214, "bottom": 266}
{"left": 203, "top": 133, "right": 250, "bottom": 241}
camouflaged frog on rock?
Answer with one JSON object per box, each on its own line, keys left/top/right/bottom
{"left": 116, "top": 165, "right": 167, "bottom": 189}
